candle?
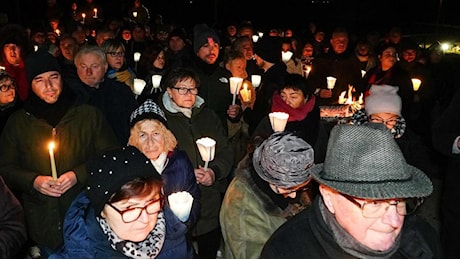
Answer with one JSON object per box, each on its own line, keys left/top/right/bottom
{"left": 251, "top": 75, "right": 261, "bottom": 88}
{"left": 252, "top": 35, "right": 259, "bottom": 43}
{"left": 133, "top": 52, "right": 141, "bottom": 62}
{"left": 133, "top": 11, "right": 138, "bottom": 18}
{"left": 133, "top": 78, "right": 146, "bottom": 95}
{"left": 303, "top": 64, "right": 312, "bottom": 78}
{"left": 240, "top": 82, "right": 251, "bottom": 102}
{"left": 338, "top": 91, "right": 346, "bottom": 104}
{"left": 81, "top": 13, "right": 86, "bottom": 24}
{"left": 168, "top": 191, "right": 194, "bottom": 222}
{"left": 34, "top": 45, "right": 38, "bottom": 52}
{"left": 269, "top": 112, "right": 289, "bottom": 132}
{"left": 411, "top": 78, "right": 421, "bottom": 91}
{"left": 196, "top": 137, "right": 216, "bottom": 170}
{"left": 326, "top": 76, "right": 336, "bottom": 90}
{"left": 229, "top": 77, "right": 243, "bottom": 105}
{"left": 48, "top": 142, "right": 58, "bottom": 180}
{"left": 151, "top": 75, "right": 162, "bottom": 89}
{"left": 93, "top": 8, "right": 98, "bottom": 18}
{"left": 55, "top": 29, "right": 61, "bottom": 36}
{"left": 361, "top": 70, "right": 366, "bottom": 78}
{"left": 281, "top": 51, "right": 293, "bottom": 62}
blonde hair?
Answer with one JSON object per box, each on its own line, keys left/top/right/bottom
{"left": 128, "top": 119, "right": 177, "bottom": 152}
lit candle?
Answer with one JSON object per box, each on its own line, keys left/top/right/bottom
{"left": 326, "top": 76, "right": 336, "bottom": 90}
{"left": 81, "top": 13, "right": 86, "bottom": 24}
{"left": 133, "top": 11, "right": 138, "bottom": 18}
{"left": 281, "top": 51, "right": 293, "bottom": 62}
{"left": 196, "top": 137, "right": 216, "bottom": 170}
{"left": 338, "top": 91, "right": 346, "bottom": 104}
{"left": 303, "top": 64, "right": 312, "bottom": 78}
{"left": 411, "top": 78, "right": 421, "bottom": 91}
{"left": 133, "top": 52, "right": 141, "bottom": 62}
{"left": 240, "top": 82, "right": 251, "bottom": 102}
{"left": 229, "top": 77, "right": 243, "bottom": 105}
{"left": 252, "top": 35, "right": 259, "bottom": 43}
{"left": 151, "top": 75, "right": 162, "bottom": 89}
{"left": 269, "top": 112, "right": 289, "bottom": 132}
{"left": 133, "top": 78, "right": 146, "bottom": 95}
{"left": 34, "top": 45, "right": 38, "bottom": 52}
{"left": 168, "top": 191, "right": 194, "bottom": 222}
{"left": 361, "top": 70, "right": 366, "bottom": 78}
{"left": 55, "top": 29, "right": 61, "bottom": 36}
{"left": 251, "top": 75, "right": 261, "bottom": 88}
{"left": 93, "top": 8, "right": 98, "bottom": 18}
{"left": 48, "top": 142, "right": 58, "bottom": 180}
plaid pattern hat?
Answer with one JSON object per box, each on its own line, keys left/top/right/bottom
{"left": 130, "top": 99, "right": 167, "bottom": 128}
{"left": 252, "top": 132, "right": 321, "bottom": 188}
{"left": 86, "top": 146, "right": 161, "bottom": 215}
{"left": 310, "top": 123, "right": 433, "bottom": 199}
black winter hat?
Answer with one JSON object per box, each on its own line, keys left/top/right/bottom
{"left": 86, "top": 146, "right": 161, "bottom": 215}
{"left": 25, "top": 50, "right": 61, "bottom": 85}
{"left": 130, "top": 99, "right": 167, "bottom": 128}
{"left": 254, "top": 36, "right": 281, "bottom": 64}
{"left": 193, "top": 23, "right": 220, "bottom": 54}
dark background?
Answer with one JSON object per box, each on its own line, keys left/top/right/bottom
{"left": 3, "top": 0, "right": 460, "bottom": 36}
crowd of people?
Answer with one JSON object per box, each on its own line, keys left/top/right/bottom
{"left": 0, "top": 0, "right": 459, "bottom": 258}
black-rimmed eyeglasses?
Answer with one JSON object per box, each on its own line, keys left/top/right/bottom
{"left": 0, "top": 83, "right": 15, "bottom": 92}
{"left": 171, "top": 86, "right": 198, "bottom": 95}
{"left": 106, "top": 51, "right": 125, "bottom": 57}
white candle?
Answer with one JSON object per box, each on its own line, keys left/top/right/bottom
{"left": 81, "top": 13, "right": 86, "bottom": 24}
{"left": 411, "top": 78, "right": 421, "bottom": 91}
{"left": 361, "top": 70, "right": 366, "bottom": 78}
{"left": 229, "top": 77, "right": 243, "bottom": 105}
{"left": 133, "top": 52, "right": 141, "bottom": 62}
{"left": 133, "top": 11, "right": 138, "bottom": 18}
{"left": 93, "top": 8, "right": 98, "bottom": 18}
{"left": 168, "top": 191, "right": 194, "bottom": 222}
{"left": 269, "top": 112, "right": 289, "bottom": 132}
{"left": 151, "top": 75, "right": 162, "bottom": 89}
{"left": 196, "top": 137, "right": 216, "bottom": 170}
{"left": 48, "top": 142, "right": 58, "bottom": 180}
{"left": 55, "top": 29, "right": 61, "bottom": 36}
{"left": 326, "top": 76, "right": 337, "bottom": 90}
{"left": 240, "top": 82, "right": 251, "bottom": 102}
{"left": 252, "top": 35, "right": 259, "bottom": 42}
{"left": 251, "top": 75, "right": 261, "bottom": 88}
{"left": 281, "top": 51, "right": 293, "bottom": 62}
{"left": 133, "top": 78, "right": 146, "bottom": 95}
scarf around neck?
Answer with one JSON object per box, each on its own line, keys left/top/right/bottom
{"left": 271, "top": 92, "right": 315, "bottom": 122}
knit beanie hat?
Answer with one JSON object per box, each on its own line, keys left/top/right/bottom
{"left": 365, "top": 84, "right": 402, "bottom": 116}
{"left": 130, "top": 99, "right": 167, "bottom": 128}
{"left": 169, "top": 27, "right": 188, "bottom": 43}
{"left": 25, "top": 50, "right": 61, "bottom": 85}
{"left": 86, "top": 146, "right": 161, "bottom": 215}
{"left": 193, "top": 23, "right": 220, "bottom": 54}
{"left": 254, "top": 36, "right": 282, "bottom": 64}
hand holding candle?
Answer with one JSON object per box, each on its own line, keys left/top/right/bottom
{"left": 229, "top": 77, "right": 243, "bottom": 105}
{"left": 168, "top": 191, "right": 194, "bottom": 222}
{"left": 48, "top": 142, "right": 58, "bottom": 180}
{"left": 196, "top": 137, "right": 216, "bottom": 170}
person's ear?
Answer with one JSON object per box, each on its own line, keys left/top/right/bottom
{"left": 319, "top": 185, "right": 336, "bottom": 214}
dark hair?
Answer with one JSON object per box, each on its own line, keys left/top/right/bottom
{"left": 163, "top": 67, "right": 200, "bottom": 89}
{"left": 223, "top": 49, "right": 245, "bottom": 65}
{"left": 138, "top": 43, "right": 164, "bottom": 78}
{"left": 282, "top": 73, "right": 314, "bottom": 98}
{"left": 109, "top": 176, "right": 163, "bottom": 204}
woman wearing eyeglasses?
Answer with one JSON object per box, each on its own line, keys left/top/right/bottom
{"left": 0, "top": 70, "right": 22, "bottom": 135}
{"left": 158, "top": 67, "right": 234, "bottom": 258}
{"left": 49, "top": 146, "right": 193, "bottom": 258}
{"left": 100, "top": 39, "right": 136, "bottom": 93}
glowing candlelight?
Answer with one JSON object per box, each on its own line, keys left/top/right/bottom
{"left": 258, "top": 32, "right": 264, "bottom": 38}
{"left": 303, "top": 64, "right": 312, "bottom": 78}
{"left": 281, "top": 51, "right": 293, "bottom": 62}
{"left": 361, "top": 70, "right": 366, "bottom": 78}
{"left": 133, "top": 52, "right": 141, "bottom": 62}
{"left": 411, "top": 78, "right": 421, "bottom": 91}
{"left": 338, "top": 91, "right": 346, "bottom": 104}
{"left": 168, "top": 191, "right": 194, "bottom": 222}
{"left": 269, "top": 112, "right": 289, "bottom": 132}
{"left": 229, "top": 77, "right": 243, "bottom": 105}
{"left": 252, "top": 35, "right": 259, "bottom": 43}
{"left": 133, "top": 11, "right": 138, "bottom": 18}
{"left": 93, "top": 8, "right": 98, "bottom": 18}
{"left": 81, "top": 13, "right": 86, "bottom": 24}
{"left": 196, "top": 137, "right": 216, "bottom": 170}
{"left": 34, "top": 45, "right": 38, "bottom": 52}
{"left": 240, "top": 82, "right": 251, "bottom": 102}
{"left": 48, "top": 142, "right": 58, "bottom": 180}
{"left": 151, "top": 75, "right": 162, "bottom": 89}
{"left": 55, "top": 29, "right": 61, "bottom": 36}
{"left": 251, "top": 75, "right": 261, "bottom": 88}
{"left": 326, "top": 76, "right": 336, "bottom": 90}
{"left": 133, "top": 78, "right": 146, "bottom": 95}
{"left": 358, "top": 93, "right": 364, "bottom": 104}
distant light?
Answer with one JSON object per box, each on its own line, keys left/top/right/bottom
{"left": 441, "top": 42, "right": 450, "bottom": 51}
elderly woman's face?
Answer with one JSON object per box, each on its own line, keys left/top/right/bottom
{"left": 368, "top": 112, "right": 399, "bottom": 130}
{"left": 132, "top": 120, "right": 166, "bottom": 160}
{"left": 166, "top": 78, "right": 197, "bottom": 109}
{"left": 101, "top": 191, "right": 162, "bottom": 242}
{"left": 321, "top": 186, "right": 404, "bottom": 251}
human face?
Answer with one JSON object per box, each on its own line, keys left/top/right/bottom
{"left": 102, "top": 192, "right": 162, "bottom": 242}
{"left": 106, "top": 48, "right": 125, "bottom": 70}
{"left": 31, "top": 71, "right": 62, "bottom": 104}
{"left": 280, "top": 87, "right": 306, "bottom": 109}
{"left": 3, "top": 44, "right": 22, "bottom": 66}
{"left": 76, "top": 53, "right": 107, "bottom": 87}
{"left": 402, "top": 49, "right": 417, "bottom": 63}
{"left": 330, "top": 33, "right": 348, "bottom": 54}
{"left": 153, "top": 50, "right": 165, "bottom": 70}
{"left": 59, "top": 38, "right": 78, "bottom": 61}
{"left": 225, "top": 57, "right": 247, "bottom": 78}
{"left": 196, "top": 38, "right": 219, "bottom": 65}
{"left": 269, "top": 180, "right": 310, "bottom": 199}
{"left": 237, "top": 40, "right": 254, "bottom": 61}
{"left": 166, "top": 78, "right": 197, "bottom": 109}
{"left": 368, "top": 112, "right": 399, "bottom": 130}
{"left": 168, "top": 36, "right": 185, "bottom": 52}
{"left": 121, "top": 30, "right": 132, "bottom": 41}
{"left": 320, "top": 186, "right": 404, "bottom": 251}
{"left": 379, "top": 47, "right": 397, "bottom": 71}
{"left": 134, "top": 120, "right": 166, "bottom": 160}
{"left": 302, "top": 43, "right": 314, "bottom": 57}
{"left": 0, "top": 78, "right": 16, "bottom": 105}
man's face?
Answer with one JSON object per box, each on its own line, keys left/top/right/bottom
{"left": 3, "top": 44, "right": 22, "bottom": 66}
{"left": 75, "top": 53, "right": 107, "bottom": 87}
{"left": 31, "top": 71, "right": 62, "bottom": 104}
{"left": 59, "top": 38, "right": 78, "bottom": 61}
{"left": 330, "top": 33, "right": 349, "bottom": 54}
{"left": 196, "top": 38, "right": 219, "bottom": 65}
{"left": 320, "top": 185, "right": 404, "bottom": 251}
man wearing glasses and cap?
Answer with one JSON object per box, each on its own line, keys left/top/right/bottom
{"left": 261, "top": 123, "right": 441, "bottom": 258}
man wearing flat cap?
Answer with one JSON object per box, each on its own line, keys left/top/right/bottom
{"left": 261, "top": 123, "right": 441, "bottom": 258}
{"left": 0, "top": 50, "right": 119, "bottom": 257}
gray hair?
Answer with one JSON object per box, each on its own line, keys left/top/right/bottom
{"left": 74, "top": 45, "right": 107, "bottom": 66}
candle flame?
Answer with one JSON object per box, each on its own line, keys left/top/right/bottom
{"left": 48, "top": 142, "right": 55, "bottom": 151}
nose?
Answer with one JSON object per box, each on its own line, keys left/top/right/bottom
{"left": 382, "top": 204, "right": 404, "bottom": 228}
{"left": 284, "top": 192, "right": 297, "bottom": 199}
{"left": 137, "top": 208, "right": 150, "bottom": 223}
{"left": 85, "top": 67, "right": 92, "bottom": 75}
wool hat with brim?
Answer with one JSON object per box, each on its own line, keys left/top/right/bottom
{"left": 310, "top": 123, "right": 432, "bottom": 199}
{"left": 130, "top": 99, "right": 167, "bottom": 128}
{"left": 86, "top": 146, "right": 161, "bottom": 215}
{"left": 252, "top": 131, "right": 322, "bottom": 188}
{"left": 25, "top": 50, "right": 61, "bottom": 85}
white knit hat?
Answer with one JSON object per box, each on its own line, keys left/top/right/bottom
{"left": 365, "top": 85, "right": 402, "bottom": 116}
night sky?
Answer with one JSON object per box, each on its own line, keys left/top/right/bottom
{"left": 3, "top": 0, "right": 460, "bottom": 36}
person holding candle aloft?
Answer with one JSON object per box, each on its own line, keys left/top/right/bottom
{"left": 0, "top": 50, "right": 119, "bottom": 257}
{"left": 158, "top": 67, "right": 234, "bottom": 258}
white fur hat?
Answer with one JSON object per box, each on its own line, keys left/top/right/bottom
{"left": 365, "top": 85, "right": 402, "bottom": 116}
